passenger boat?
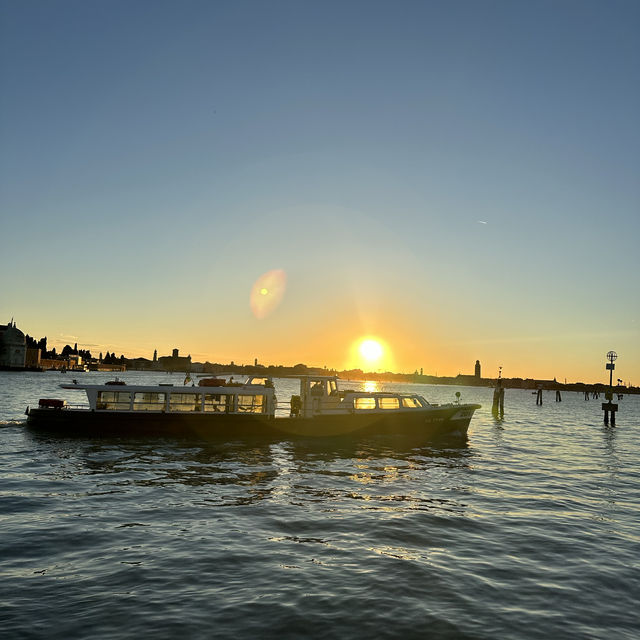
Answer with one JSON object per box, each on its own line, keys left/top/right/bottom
{"left": 25, "top": 375, "right": 481, "bottom": 440}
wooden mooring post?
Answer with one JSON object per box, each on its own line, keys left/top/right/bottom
{"left": 492, "top": 373, "right": 504, "bottom": 417}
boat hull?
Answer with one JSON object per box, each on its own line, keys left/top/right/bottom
{"left": 25, "top": 404, "right": 480, "bottom": 441}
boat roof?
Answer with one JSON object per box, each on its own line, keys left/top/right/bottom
{"left": 346, "top": 391, "right": 422, "bottom": 396}
{"left": 59, "top": 382, "right": 270, "bottom": 392}
{"left": 285, "top": 375, "right": 339, "bottom": 381}
{"left": 195, "top": 372, "right": 241, "bottom": 378}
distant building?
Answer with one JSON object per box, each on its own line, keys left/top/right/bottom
{"left": 67, "top": 354, "right": 83, "bottom": 368}
{"left": 456, "top": 373, "right": 480, "bottom": 385}
{"left": 158, "top": 348, "right": 192, "bottom": 371}
{"left": 128, "top": 357, "right": 152, "bottom": 370}
{"left": 25, "top": 347, "right": 41, "bottom": 369}
{"left": 475, "top": 360, "right": 481, "bottom": 379}
{"left": 0, "top": 320, "right": 27, "bottom": 369}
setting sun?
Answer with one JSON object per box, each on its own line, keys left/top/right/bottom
{"left": 359, "top": 339, "right": 383, "bottom": 363}
{"left": 347, "top": 336, "right": 394, "bottom": 372}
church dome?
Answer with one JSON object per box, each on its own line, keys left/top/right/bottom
{"left": 0, "top": 321, "right": 27, "bottom": 369}
{"left": 2, "top": 325, "right": 27, "bottom": 347}
{"left": 1, "top": 323, "right": 26, "bottom": 346}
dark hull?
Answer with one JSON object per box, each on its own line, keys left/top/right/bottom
{"left": 25, "top": 404, "right": 480, "bottom": 441}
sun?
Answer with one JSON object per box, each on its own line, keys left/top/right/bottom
{"left": 349, "top": 336, "right": 393, "bottom": 371}
{"left": 359, "top": 339, "right": 383, "bottom": 363}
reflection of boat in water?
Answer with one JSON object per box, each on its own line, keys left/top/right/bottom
{"left": 25, "top": 375, "right": 480, "bottom": 440}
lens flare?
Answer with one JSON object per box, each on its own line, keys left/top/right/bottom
{"left": 250, "top": 269, "right": 287, "bottom": 319}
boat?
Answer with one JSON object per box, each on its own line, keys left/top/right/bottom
{"left": 25, "top": 375, "right": 481, "bottom": 440}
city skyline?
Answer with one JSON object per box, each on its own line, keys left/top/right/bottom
{"left": 1, "top": 1, "right": 638, "bottom": 384}
{"left": 4, "top": 318, "right": 636, "bottom": 387}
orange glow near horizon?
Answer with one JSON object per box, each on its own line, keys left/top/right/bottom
{"left": 36, "top": 327, "right": 638, "bottom": 385}
{"left": 27, "top": 293, "right": 638, "bottom": 385}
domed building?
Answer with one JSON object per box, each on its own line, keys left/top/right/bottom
{"left": 0, "top": 320, "right": 27, "bottom": 369}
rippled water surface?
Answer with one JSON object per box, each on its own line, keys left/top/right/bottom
{"left": 1, "top": 371, "right": 639, "bottom": 639}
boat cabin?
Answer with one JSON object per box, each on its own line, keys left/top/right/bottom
{"left": 51, "top": 375, "right": 434, "bottom": 420}
{"left": 292, "top": 375, "right": 432, "bottom": 418}
{"left": 60, "top": 378, "right": 276, "bottom": 416}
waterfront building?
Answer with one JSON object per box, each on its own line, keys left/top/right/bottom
{"left": 0, "top": 320, "right": 27, "bottom": 369}
{"left": 475, "top": 360, "right": 481, "bottom": 379}
{"left": 158, "top": 348, "right": 192, "bottom": 372}
{"left": 25, "top": 347, "right": 41, "bottom": 369}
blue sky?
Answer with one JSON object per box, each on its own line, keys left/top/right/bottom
{"left": 1, "top": 0, "right": 638, "bottom": 382}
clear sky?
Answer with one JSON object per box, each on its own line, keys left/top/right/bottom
{"left": 1, "top": 0, "right": 638, "bottom": 384}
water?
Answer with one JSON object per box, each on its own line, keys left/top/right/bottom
{"left": 1, "top": 371, "right": 639, "bottom": 639}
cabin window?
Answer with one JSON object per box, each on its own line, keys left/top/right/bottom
{"left": 402, "top": 397, "right": 421, "bottom": 408}
{"left": 133, "top": 392, "right": 166, "bottom": 411}
{"left": 328, "top": 380, "right": 337, "bottom": 395}
{"left": 379, "top": 397, "right": 399, "bottom": 410}
{"left": 354, "top": 397, "right": 376, "bottom": 410}
{"left": 203, "top": 393, "right": 230, "bottom": 413}
{"left": 170, "top": 393, "right": 202, "bottom": 412}
{"left": 310, "top": 381, "right": 324, "bottom": 396}
{"left": 96, "top": 391, "right": 131, "bottom": 410}
{"left": 237, "top": 394, "right": 265, "bottom": 413}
